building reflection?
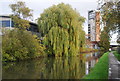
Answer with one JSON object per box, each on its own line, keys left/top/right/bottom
{"left": 85, "top": 52, "right": 99, "bottom": 75}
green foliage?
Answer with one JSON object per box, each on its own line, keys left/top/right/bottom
{"left": 2, "top": 29, "right": 45, "bottom": 62}
{"left": 38, "top": 3, "right": 85, "bottom": 56}
{"left": 113, "top": 51, "right": 120, "bottom": 61}
{"left": 99, "top": 27, "right": 110, "bottom": 51}
{"left": 11, "top": 15, "right": 30, "bottom": 30}
{"left": 43, "top": 27, "right": 69, "bottom": 56}
{"left": 100, "top": 1, "right": 120, "bottom": 41}
{"left": 9, "top": 1, "right": 33, "bottom": 29}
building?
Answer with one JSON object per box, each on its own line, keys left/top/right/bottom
{"left": 95, "top": 11, "right": 100, "bottom": 41}
{"left": 88, "top": 10, "right": 100, "bottom": 49}
{"left": 0, "top": 15, "right": 13, "bottom": 28}
{"left": 0, "top": 15, "right": 40, "bottom": 36}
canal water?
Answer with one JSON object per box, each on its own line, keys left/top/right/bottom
{"left": 2, "top": 52, "right": 101, "bottom": 79}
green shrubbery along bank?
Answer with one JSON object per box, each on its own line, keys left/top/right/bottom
{"left": 2, "top": 29, "right": 45, "bottom": 62}
{"left": 113, "top": 51, "right": 120, "bottom": 61}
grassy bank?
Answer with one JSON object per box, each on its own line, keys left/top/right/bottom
{"left": 83, "top": 52, "right": 109, "bottom": 79}
{"left": 113, "top": 51, "right": 120, "bottom": 61}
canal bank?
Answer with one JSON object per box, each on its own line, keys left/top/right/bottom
{"left": 83, "top": 52, "right": 109, "bottom": 79}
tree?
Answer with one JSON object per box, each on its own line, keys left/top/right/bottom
{"left": 99, "top": 0, "right": 120, "bottom": 52}
{"left": 99, "top": 27, "right": 110, "bottom": 51}
{"left": 100, "top": 0, "right": 120, "bottom": 40}
{"left": 38, "top": 3, "right": 85, "bottom": 56}
{"left": 9, "top": 1, "right": 33, "bottom": 29}
{"left": 2, "top": 29, "right": 45, "bottom": 62}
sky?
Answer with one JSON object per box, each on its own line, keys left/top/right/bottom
{"left": 0, "top": 0, "right": 98, "bottom": 34}
{"left": 0, "top": 0, "right": 118, "bottom": 42}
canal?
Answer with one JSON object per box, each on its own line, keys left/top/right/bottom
{"left": 2, "top": 52, "right": 101, "bottom": 79}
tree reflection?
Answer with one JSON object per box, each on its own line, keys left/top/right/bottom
{"left": 3, "top": 52, "right": 100, "bottom": 79}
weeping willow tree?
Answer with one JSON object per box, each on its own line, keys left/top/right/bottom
{"left": 38, "top": 3, "right": 85, "bottom": 56}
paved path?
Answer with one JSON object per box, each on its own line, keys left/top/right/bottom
{"left": 109, "top": 52, "right": 120, "bottom": 79}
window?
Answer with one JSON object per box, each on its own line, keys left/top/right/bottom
{"left": 88, "top": 29, "right": 90, "bottom": 31}
{"left": 88, "top": 37, "right": 90, "bottom": 39}
{"left": 1, "top": 20, "right": 10, "bottom": 27}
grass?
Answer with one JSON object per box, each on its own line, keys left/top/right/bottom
{"left": 83, "top": 52, "right": 109, "bottom": 79}
{"left": 113, "top": 51, "right": 120, "bottom": 61}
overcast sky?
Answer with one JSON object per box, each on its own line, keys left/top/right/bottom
{"left": 0, "top": 0, "right": 118, "bottom": 42}
{"left": 0, "top": 0, "right": 98, "bottom": 34}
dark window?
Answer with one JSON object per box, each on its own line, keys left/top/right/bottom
{"left": 28, "top": 23, "right": 39, "bottom": 32}
{"left": 88, "top": 29, "right": 90, "bottom": 31}
{"left": 1, "top": 20, "right": 11, "bottom": 27}
{"left": 88, "top": 37, "right": 90, "bottom": 39}
{"left": 11, "top": 21, "right": 14, "bottom": 27}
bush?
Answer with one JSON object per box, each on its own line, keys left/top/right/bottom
{"left": 117, "top": 46, "right": 120, "bottom": 54}
{"left": 114, "top": 51, "right": 120, "bottom": 61}
{"left": 2, "top": 29, "right": 45, "bottom": 61}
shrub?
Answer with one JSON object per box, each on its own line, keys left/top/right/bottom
{"left": 2, "top": 29, "right": 45, "bottom": 61}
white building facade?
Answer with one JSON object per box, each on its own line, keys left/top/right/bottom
{"left": 88, "top": 10, "right": 101, "bottom": 49}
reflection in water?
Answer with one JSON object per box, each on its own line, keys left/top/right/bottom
{"left": 85, "top": 52, "right": 99, "bottom": 75}
{"left": 2, "top": 52, "right": 100, "bottom": 79}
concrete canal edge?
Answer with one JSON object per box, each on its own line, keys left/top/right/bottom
{"left": 108, "top": 52, "right": 120, "bottom": 79}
